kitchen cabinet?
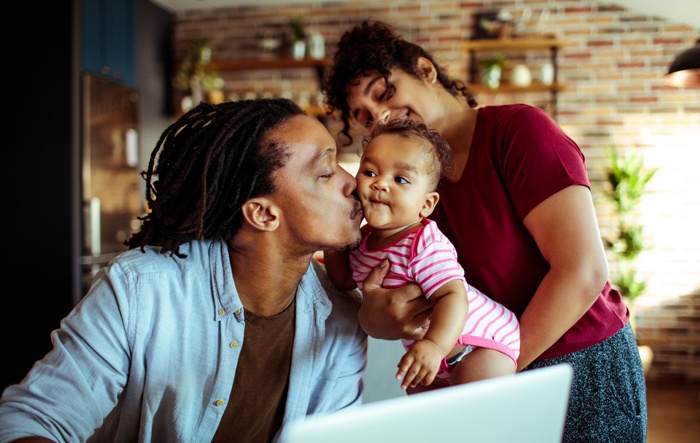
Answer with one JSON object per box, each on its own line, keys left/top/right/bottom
{"left": 462, "top": 38, "right": 565, "bottom": 119}
{"left": 81, "top": 0, "right": 136, "bottom": 86}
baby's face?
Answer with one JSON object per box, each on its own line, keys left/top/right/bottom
{"left": 355, "top": 133, "right": 436, "bottom": 230}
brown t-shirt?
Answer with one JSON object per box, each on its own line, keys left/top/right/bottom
{"left": 211, "top": 298, "right": 295, "bottom": 443}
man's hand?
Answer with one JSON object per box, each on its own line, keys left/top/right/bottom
{"left": 358, "top": 259, "right": 432, "bottom": 340}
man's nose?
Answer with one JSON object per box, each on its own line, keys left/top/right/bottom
{"left": 342, "top": 168, "right": 357, "bottom": 196}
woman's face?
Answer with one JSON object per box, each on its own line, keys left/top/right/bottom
{"left": 345, "top": 67, "right": 443, "bottom": 135}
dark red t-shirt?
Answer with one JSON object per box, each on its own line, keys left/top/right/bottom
{"left": 431, "top": 104, "right": 628, "bottom": 361}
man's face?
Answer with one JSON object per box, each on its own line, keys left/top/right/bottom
{"left": 268, "top": 114, "right": 363, "bottom": 253}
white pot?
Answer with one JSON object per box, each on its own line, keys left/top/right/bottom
{"left": 292, "top": 40, "right": 306, "bottom": 60}
{"left": 541, "top": 63, "right": 554, "bottom": 85}
{"left": 512, "top": 64, "right": 532, "bottom": 87}
{"left": 484, "top": 65, "right": 502, "bottom": 89}
{"left": 309, "top": 33, "right": 325, "bottom": 59}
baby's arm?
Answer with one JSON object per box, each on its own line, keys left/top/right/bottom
{"left": 396, "top": 279, "right": 468, "bottom": 389}
{"left": 323, "top": 250, "right": 358, "bottom": 291}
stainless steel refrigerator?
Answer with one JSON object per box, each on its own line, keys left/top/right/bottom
{"left": 81, "top": 73, "right": 143, "bottom": 293}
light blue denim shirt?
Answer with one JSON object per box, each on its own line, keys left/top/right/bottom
{"left": 0, "top": 239, "right": 367, "bottom": 442}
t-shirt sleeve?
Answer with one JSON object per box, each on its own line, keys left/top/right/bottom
{"left": 493, "top": 105, "right": 590, "bottom": 220}
{"left": 409, "top": 223, "right": 466, "bottom": 299}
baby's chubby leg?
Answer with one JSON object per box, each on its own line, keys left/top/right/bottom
{"left": 449, "top": 347, "right": 516, "bottom": 385}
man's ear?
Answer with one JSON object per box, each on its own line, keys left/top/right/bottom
{"left": 419, "top": 192, "right": 440, "bottom": 218}
{"left": 416, "top": 57, "right": 438, "bottom": 84}
{"left": 241, "top": 198, "right": 280, "bottom": 231}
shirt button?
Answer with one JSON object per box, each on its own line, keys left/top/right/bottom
{"left": 234, "top": 308, "right": 241, "bottom": 315}
{"left": 218, "top": 308, "right": 226, "bottom": 316}
{"left": 215, "top": 399, "right": 225, "bottom": 407}
{"left": 229, "top": 341, "right": 239, "bottom": 349}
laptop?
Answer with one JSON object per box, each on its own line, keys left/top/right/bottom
{"left": 280, "top": 363, "right": 572, "bottom": 443}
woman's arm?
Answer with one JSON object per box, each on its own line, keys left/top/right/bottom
{"left": 357, "top": 259, "right": 433, "bottom": 340}
{"left": 517, "top": 185, "right": 608, "bottom": 369}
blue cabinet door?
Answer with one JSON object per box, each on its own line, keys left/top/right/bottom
{"left": 81, "top": 0, "right": 135, "bottom": 86}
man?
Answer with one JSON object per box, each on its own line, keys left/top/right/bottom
{"left": 0, "top": 99, "right": 366, "bottom": 443}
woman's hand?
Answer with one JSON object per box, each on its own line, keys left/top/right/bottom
{"left": 358, "top": 259, "right": 432, "bottom": 340}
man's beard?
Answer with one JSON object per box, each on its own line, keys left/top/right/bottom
{"left": 343, "top": 237, "right": 362, "bottom": 252}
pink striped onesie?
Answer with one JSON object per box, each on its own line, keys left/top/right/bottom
{"left": 349, "top": 218, "right": 521, "bottom": 381}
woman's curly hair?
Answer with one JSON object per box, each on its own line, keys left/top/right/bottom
{"left": 323, "top": 20, "right": 477, "bottom": 145}
{"left": 125, "top": 98, "right": 304, "bottom": 258}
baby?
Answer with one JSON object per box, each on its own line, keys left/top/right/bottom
{"left": 325, "top": 119, "right": 520, "bottom": 390}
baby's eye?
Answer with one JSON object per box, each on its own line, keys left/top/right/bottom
{"left": 362, "top": 170, "right": 377, "bottom": 178}
{"left": 395, "top": 176, "right": 409, "bottom": 184}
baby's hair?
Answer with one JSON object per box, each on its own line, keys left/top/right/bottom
{"left": 362, "top": 119, "right": 452, "bottom": 190}
{"left": 125, "top": 98, "right": 305, "bottom": 258}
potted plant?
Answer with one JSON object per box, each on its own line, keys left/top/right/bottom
{"left": 478, "top": 55, "right": 507, "bottom": 89}
{"left": 289, "top": 17, "right": 307, "bottom": 60}
{"left": 603, "top": 147, "right": 657, "bottom": 373}
{"left": 174, "top": 38, "right": 224, "bottom": 111}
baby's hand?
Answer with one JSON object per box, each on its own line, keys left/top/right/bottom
{"left": 396, "top": 340, "right": 443, "bottom": 390}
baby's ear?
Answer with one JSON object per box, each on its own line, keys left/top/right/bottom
{"left": 420, "top": 192, "right": 440, "bottom": 218}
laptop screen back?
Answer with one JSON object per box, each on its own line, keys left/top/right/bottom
{"left": 280, "top": 363, "right": 573, "bottom": 443}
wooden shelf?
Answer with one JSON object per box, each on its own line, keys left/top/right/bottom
{"left": 467, "top": 82, "right": 565, "bottom": 94}
{"left": 462, "top": 37, "right": 565, "bottom": 52}
{"left": 210, "top": 57, "right": 331, "bottom": 71}
{"left": 173, "top": 56, "right": 332, "bottom": 118}
{"left": 462, "top": 37, "right": 565, "bottom": 119}
{"left": 210, "top": 57, "right": 331, "bottom": 112}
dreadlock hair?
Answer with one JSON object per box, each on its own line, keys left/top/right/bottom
{"left": 125, "top": 98, "right": 305, "bottom": 258}
{"left": 322, "top": 20, "right": 477, "bottom": 146}
{"left": 362, "top": 119, "right": 452, "bottom": 191}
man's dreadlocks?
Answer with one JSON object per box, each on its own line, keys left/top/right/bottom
{"left": 125, "top": 98, "right": 305, "bottom": 258}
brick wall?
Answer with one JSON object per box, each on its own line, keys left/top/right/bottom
{"left": 172, "top": 0, "right": 700, "bottom": 381}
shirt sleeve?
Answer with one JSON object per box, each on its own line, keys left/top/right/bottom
{"left": 0, "top": 264, "right": 131, "bottom": 443}
{"left": 493, "top": 105, "right": 590, "bottom": 220}
{"left": 409, "top": 223, "right": 466, "bottom": 299}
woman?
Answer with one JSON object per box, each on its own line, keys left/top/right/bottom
{"left": 323, "top": 20, "right": 646, "bottom": 442}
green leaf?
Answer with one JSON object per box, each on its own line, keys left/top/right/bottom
{"left": 602, "top": 146, "right": 657, "bottom": 303}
